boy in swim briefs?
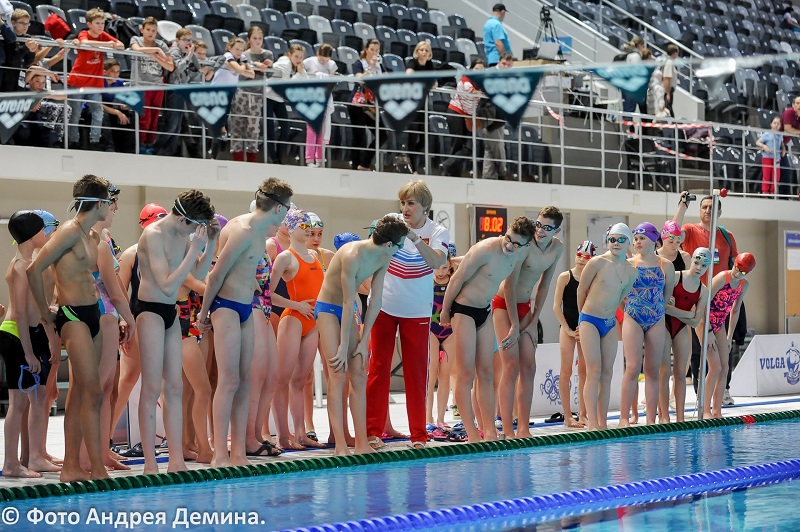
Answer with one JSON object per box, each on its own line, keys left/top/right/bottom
{"left": 619, "top": 222, "right": 675, "bottom": 428}
{"left": 199, "top": 179, "right": 292, "bottom": 465}
{"left": 494, "top": 206, "right": 564, "bottom": 438}
{"left": 316, "top": 215, "right": 409, "bottom": 455}
{"left": 28, "top": 175, "right": 121, "bottom": 481}
{"left": 577, "top": 223, "right": 638, "bottom": 431}
{"left": 441, "top": 216, "right": 536, "bottom": 443}
{"left": 136, "top": 189, "right": 218, "bottom": 474}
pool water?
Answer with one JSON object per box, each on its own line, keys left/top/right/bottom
{"left": 5, "top": 420, "right": 799, "bottom": 531}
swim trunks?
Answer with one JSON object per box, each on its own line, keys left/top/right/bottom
{"left": 451, "top": 300, "right": 491, "bottom": 329}
{"left": 0, "top": 322, "right": 52, "bottom": 389}
{"left": 210, "top": 296, "right": 253, "bottom": 323}
{"left": 578, "top": 312, "right": 616, "bottom": 338}
{"left": 55, "top": 304, "right": 101, "bottom": 338}
{"left": 133, "top": 299, "right": 178, "bottom": 330}
{"left": 490, "top": 294, "right": 532, "bottom": 322}
{"left": 624, "top": 256, "right": 666, "bottom": 333}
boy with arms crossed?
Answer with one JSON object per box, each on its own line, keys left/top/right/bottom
{"left": 494, "top": 207, "right": 564, "bottom": 438}
{"left": 28, "top": 175, "right": 121, "bottom": 481}
{"left": 441, "top": 217, "right": 536, "bottom": 443}
{"left": 136, "top": 190, "right": 217, "bottom": 474}
{"left": 197, "top": 179, "right": 292, "bottom": 467}
{"left": 577, "top": 223, "right": 637, "bottom": 431}
{"left": 316, "top": 216, "right": 409, "bottom": 456}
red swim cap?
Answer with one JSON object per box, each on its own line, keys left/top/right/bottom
{"left": 734, "top": 252, "right": 756, "bottom": 274}
{"left": 139, "top": 203, "right": 167, "bottom": 228}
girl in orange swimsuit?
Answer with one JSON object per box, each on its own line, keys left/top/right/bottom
{"left": 270, "top": 209, "right": 326, "bottom": 450}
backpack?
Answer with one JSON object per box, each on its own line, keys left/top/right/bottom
{"left": 105, "top": 17, "right": 139, "bottom": 48}
{"left": 613, "top": 51, "right": 630, "bottom": 62}
{"left": 476, "top": 98, "right": 504, "bottom": 131}
{"left": 44, "top": 13, "right": 70, "bottom": 40}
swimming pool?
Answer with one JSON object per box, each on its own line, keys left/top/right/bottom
{"left": 2, "top": 414, "right": 798, "bottom": 531}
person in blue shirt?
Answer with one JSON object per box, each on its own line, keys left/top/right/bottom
{"left": 483, "top": 3, "right": 511, "bottom": 67}
{"left": 755, "top": 116, "right": 785, "bottom": 195}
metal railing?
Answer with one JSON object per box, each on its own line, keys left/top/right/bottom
{"left": 2, "top": 43, "right": 799, "bottom": 201}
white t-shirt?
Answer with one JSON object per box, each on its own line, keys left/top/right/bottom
{"left": 381, "top": 216, "right": 449, "bottom": 318}
{"left": 211, "top": 52, "right": 246, "bottom": 85}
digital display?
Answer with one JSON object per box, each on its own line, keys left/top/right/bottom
{"left": 474, "top": 205, "right": 507, "bottom": 242}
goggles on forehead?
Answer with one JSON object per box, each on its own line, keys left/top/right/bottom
{"left": 174, "top": 199, "right": 208, "bottom": 226}
{"left": 255, "top": 190, "right": 291, "bottom": 210}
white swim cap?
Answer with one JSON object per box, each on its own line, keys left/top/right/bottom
{"left": 607, "top": 223, "right": 632, "bottom": 243}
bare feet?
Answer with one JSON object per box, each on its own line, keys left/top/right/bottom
{"left": 3, "top": 465, "right": 43, "bottom": 478}
{"left": 103, "top": 456, "right": 131, "bottom": 471}
{"left": 183, "top": 449, "right": 198, "bottom": 462}
{"left": 564, "top": 418, "right": 585, "bottom": 428}
{"left": 617, "top": 418, "right": 631, "bottom": 429}
{"left": 230, "top": 456, "right": 252, "bottom": 467}
{"left": 278, "top": 438, "right": 306, "bottom": 451}
{"left": 658, "top": 416, "right": 670, "bottom": 424}
{"left": 353, "top": 444, "right": 376, "bottom": 455}
{"left": 327, "top": 433, "right": 356, "bottom": 447}
{"left": 515, "top": 428, "right": 533, "bottom": 438}
{"left": 27, "top": 458, "right": 62, "bottom": 473}
{"left": 210, "top": 457, "right": 232, "bottom": 469}
{"left": 195, "top": 450, "right": 214, "bottom": 464}
{"left": 167, "top": 462, "right": 189, "bottom": 473}
{"left": 295, "top": 435, "right": 326, "bottom": 449}
{"left": 142, "top": 465, "right": 160, "bottom": 475}
{"left": 47, "top": 453, "right": 64, "bottom": 465}
{"left": 332, "top": 445, "right": 350, "bottom": 457}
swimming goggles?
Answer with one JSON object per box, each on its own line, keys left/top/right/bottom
{"left": 255, "top": 190, "right": 291, "bottom": 211}
{"left": 174, "top": 199, "right": 208, "bottom": 227}
{"left": 607, "top": 236, "right": 628, "bottom": 244}
{"left": 504, "top": 235, "right": 530, "bottom": 248}
{"left": 535, "top": 220, "right": 558, "bottom": 232}
{"left": 19, "top": 365, "right": 41, "bottom": 394}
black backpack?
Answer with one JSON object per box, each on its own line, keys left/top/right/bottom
{"left": 106, "top": 18, "right": 139, "bottom": 48}
{"left": 476, "top": 98, "right": 505, "bottom": 131}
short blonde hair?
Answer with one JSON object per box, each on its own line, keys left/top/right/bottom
{"left": 398, "top": 179, "right": 433, "bottom": 210}
{"left": 85, "top": 8, "right": 105, "bottom": 22}
{"left": 11, "top": 9, "right": 30, "bottom": 23}
{"left": 412, "top": 41, "right": 431, "bottom": 60}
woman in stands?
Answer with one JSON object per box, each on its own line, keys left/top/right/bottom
{"left": 350, "top": 39, "right": 386, "bottom": 171}
{"left": 265, "top": 43, "right": 308, "bottom": 164}
{"left": 229, "top": 26, "right": 272, "bottom": 163}
{"left": 443, "top": 58, "right": 485, "bottom": 177}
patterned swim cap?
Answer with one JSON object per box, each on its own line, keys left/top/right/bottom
{"left": 692, "top": 247, "right": 712, "bottom": 266}
{"left": 448, "top": 242, "right": 457, "bottom": 258}
{"left": 577, "top": 240, "right": 596, "bottom": 256}
{"left": 661, "top": 220, "right": 682, "bottom": 239}
{"left": 285, "top": 208, "right": 310, "bottom": 233}
{"left": 33, "top": 209, "right": 59, "bottom": 236}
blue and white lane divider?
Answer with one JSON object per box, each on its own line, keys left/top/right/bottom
{"left": 284, "top": 458, "right": 800, "bottom": 531}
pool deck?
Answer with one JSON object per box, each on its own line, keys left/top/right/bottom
{"left": 2, "top": 386, "right": 800, "bottom": 490}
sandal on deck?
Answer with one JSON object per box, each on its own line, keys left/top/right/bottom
{"left": 367, "top": 436, "right": 387, "bottom": 450}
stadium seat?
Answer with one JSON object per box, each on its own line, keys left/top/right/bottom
{"left": 110, "top": 0, "right": 139, "bottom": 19}
{"left": 236, "top": 4, "right": 263, "bottom": 30}
{"left": 210, "top": 0, "right": 244, "bottom": 34}
{"left": 272, "top": 0, "right": 292, "bottom": 12}
{"left": 284, "top": 11, "right": 309, "bottom": 32}
{"left": 330, "top": 18, "right": 355, "bottom": 37}
{"left": 354, "top": 21, "right": 377, "bottom": 41}
{"left": 66, "top": 9, "right": 88, "bottom": 36}
{"left": 456, "top": 37, "right": 478, "bottom": 63}
{"left": 261, "top": 8, "right": 286, "bottom": 37}
{"left": 307, "top": 14, "right": 332, "bottom": 43}
{"left": 336, "top": 8, "right": 357, "bottom": 24}
{"left": 187, "top": 0, "right": 212, "bottom": 25}
{"left": 135, "top": 0, "right": 165, "bottom": 19}
{"left": 265, "top": 35, "right": 289, "bottom": 56}
{"left": 381, "top": 52, "right": 404, "bottom": 72}
{"left": 330, "top": 103, "right": 353, "bottom": 163}
{"left": 293, "top": 2, "right": 314, "bottom": 17}
{"left": 157, "top": 19, "right": 181, "bottom": 41}
{"left": 336, "top": 45, "right": 359, "bottom": 72}
{"left": 186, "top": 24, "right": 215, "bottom": 54}
{"left": 10, "top": 1, "right": 34, "bottom": 19}
{"left": 289, "top": 38, "right": 314, "bottom": 58}
{"left": 427, "top": 9, "right": 447, "bottom": 32}
{"left": 210, "top": 28, "right": 235, "bottom": 55}
{"left": 166, "top": 6, "right": 194, "bottom": 26}
{"left": 87, "top": 0, "right": 111, "bottom": 10}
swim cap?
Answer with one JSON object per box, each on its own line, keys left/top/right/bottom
{"left": 307, "top": 212, "right": 323, "bottom": 228}
{"left": 448, "top": 242, "right": 457, "bottom": 258}
{"left": 8, "top": 210, "right": 44, "bottom": 245}
{"left": 33, "top": 210, "right": 59, "bottom": 237}
{"left": 632, "top": 222, "right": 659, "bottom": 243}
{"left": 661, "top": 220, "right": 682, "bottom": 240}
{"left": 577, "top": 240, "right": 596, "bottom": 256}
{"left": 139, "top": 203, "right": 167, "bottom": 228}
{"left": 214, "top": 214, "right": 228, "bottom": 229}
{"left": 334, "top": 232, "right": 360, "bottom": 250}
{"left": 692, "top": 247, "right": 712, "bottom": 266}
{"left": 607, "top": 223, "right": 632, "bottom": 243}
{"left": 734, "top": 252, "right": 756, "bottom": 274}
{"left": 285, "top": 208, "right": 310, "bottom": 233}
{"left": 108, "top": 181, "right": 121, "bottom": 197}
{"left": 249, "top": 199, "right": 257, "bottom": 213}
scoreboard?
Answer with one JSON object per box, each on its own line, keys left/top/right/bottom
{"left": 473, "top": 205, "right": 507, "bottom": 242}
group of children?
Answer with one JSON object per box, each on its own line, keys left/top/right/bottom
{"left": 0, "top": 176, "right": 755, "bottom": 482}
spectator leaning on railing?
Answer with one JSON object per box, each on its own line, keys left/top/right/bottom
{"left": 63, "top": 8, "right": 124, "bottom": 151}
{"left": 101, "top": 58, "right": 135, "bottom": 153}
{"left": 12, "top": 66, "right": 69, "bottom": 147}
{"left": 129, "top": 16, "right": 174, "bottom": 155}
{"left": 154, "top": 27, "right": 201, "bottom": 157}
{"left": 2, "top": 9, "right": 49, "bottom": 93}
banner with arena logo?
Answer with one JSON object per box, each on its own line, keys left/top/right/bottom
{"left": 465, "top": 70, "right": 543, "bottom": 129}
{"left": 0, "top": 94, "right": 40, "bottom": 144}
{"left": 271, "top": 80, "right": 335, "bottom": 135}
{"left": 361, "top": 77, "right": 436, "bottom": 133}
{"left": 174, "top": 85, "right": 237, "bottom": 133}
{"left": 590, "top": 64, "right": 656, "bottom": 104}
{"left": 113, "top": 89, "right": 144, "bottom": 116}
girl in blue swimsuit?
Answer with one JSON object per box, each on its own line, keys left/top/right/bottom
{"left": 619, "top": 222, "right": 675, "bottom": 428}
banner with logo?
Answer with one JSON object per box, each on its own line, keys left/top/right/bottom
{"left": 271, "top": 81, "right": 335, "bottom": 135}
{"left": 466, "top": 69, "right": 543, "bottom": 129}
{"left": 113, "top": 89, "right": 144, "bottom": 116}
{"left": 0, "top": 94, "right": 41, "bottom": 144}
{"left": 590, "top": 64, "right": 655, "bottom": 103}
{"left": 361, "top": 77, "right": 436, "bottom": 133}
{"left": 174, "top": 85, "right": 237, "bottom": 133}
{"left": 530, "top": 342, "right": 624, "bottom": 416}
{"left": 730, "top": 334, "right": 800, "bottom": 396}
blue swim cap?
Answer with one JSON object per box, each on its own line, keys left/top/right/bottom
{"left": 334, "top": 232, "right": 360, "bottom": 250}
{"left": 33, "top": 210, "right": 59, "bottom": 237}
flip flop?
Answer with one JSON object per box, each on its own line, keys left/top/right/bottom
{"left": 120, "top": 442, "right": 145, "bottom": 458}
{"left": 246, "top": 440, "right": 282, "bottom": 457}
{"left": 368, "top": 436, "right": 388, "bottom": 450}
{"left": 545, "top": 412, "right": 565, "bottom": 423}
{"left": 306, "top": 431, "right": 318, "bottom": 442}
{"left": 446, "top": 431, "right": 467, "bottom": 443}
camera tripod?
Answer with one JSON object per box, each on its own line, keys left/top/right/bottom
{"left": 533, "top": 7, "right": 564, "bottom": 61}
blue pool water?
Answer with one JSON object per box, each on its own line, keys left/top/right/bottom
{"left": 4, "top": 420, "right": 800, "bottom": 530}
